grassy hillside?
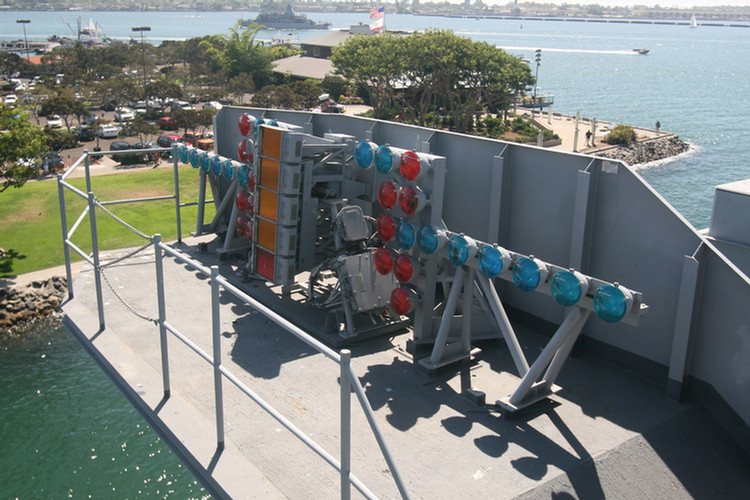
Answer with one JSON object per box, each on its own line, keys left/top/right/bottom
{"left": 0, "top": 166, "right": 216, "bottom": 277}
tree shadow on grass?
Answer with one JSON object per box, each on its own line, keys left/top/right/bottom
{"left": 0, "top": 249, "right": 27, "bottom": 278}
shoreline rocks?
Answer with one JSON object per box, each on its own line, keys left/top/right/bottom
{"left": 596, "top": 135, "right": 690, "bottom": 165}
{"left": 1, "top": 276, "right": 67, "bottom": 333}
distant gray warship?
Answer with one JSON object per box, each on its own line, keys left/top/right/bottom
{"left": 241, "top": 4, "right": 331, "bottom": 30}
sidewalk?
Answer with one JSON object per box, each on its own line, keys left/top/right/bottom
{"left": 515, "top": 107, "right": 670, "bottom": 154}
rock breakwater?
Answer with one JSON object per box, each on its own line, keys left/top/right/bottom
{"left": 597, "top": 135, "right": 690, "bottom": 165}
{"left": 1, "top": 277, "right": 67, "bottom": 332}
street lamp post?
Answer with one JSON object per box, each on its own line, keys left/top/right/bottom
{"left": 131, "top": 26, "right": 151, "bottom": 88}
{"left": 16, "top": 20, "right": 31, "bottom": 62}
{"left": 532, "top": 49, "right": 541, "bottom": 118}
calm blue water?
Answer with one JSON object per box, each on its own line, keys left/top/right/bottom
{"left": 2, "top": 10, "right": 749, "bottom": 498}
{"left": 0, "top": 318, "right": 208, "bottom": 499}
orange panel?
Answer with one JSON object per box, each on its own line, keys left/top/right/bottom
{"left": 260, "top": 158, "right": 280, "bottom": 191}
{"left": 258, "top": 188, "right": 278, "bottom": 221}
{"left": 257, "top": 218, "right": 276, "bottom": 252}
{"left": 262, "top": 126, "right": 282, "bottom": 160}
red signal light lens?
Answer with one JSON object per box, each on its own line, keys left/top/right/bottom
{"left": 398, "top": 186, "right": 420, "bottom": 216}
{"left": 238, "top": 113, "right": 252, "bottom": 136}
{"left": 374, "top": 248, "right": 394, "bottom": 275}
{"left": 394, "top": 254, "right": 416, "bottom": 283}
{"left": 376, "top": 214, "right": 396, "bottom": 242}
{"left": 390, "top": 287, "right": 416, "bottom": 315}
{"left": 237, "top": 140, "right": 249, "bottom": 162}
{"left": 399, "top": 150, "right": 422, "bottom": 181}
{"left": 236, "top": 216, "right": 248, "bottom": 237}
{"left": 236, "top": 191, "right": 249, "bottom": 212}
{"left": 378, "top": 181, "right": 399, "bottom": 210}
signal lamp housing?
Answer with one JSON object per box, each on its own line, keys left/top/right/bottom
{"left": 447, "top": 234, "right": 478, "bottom": 267}
{"left": 512, "top": 256, "right": 549, "bottom": 292}
{"left": 550, "top": 270, "right": 589, "bottom": 307}
{"left": 390, "top": 287, "right": 418, "bottom": 316}
{"left": 354, "top": 140, "right": 377, "bottom": 169}
{"left": 376, "top": 214, "right": 396, "bottom": 242}
{"left": 593, "top": 283, "right": 633, "bottom": 323}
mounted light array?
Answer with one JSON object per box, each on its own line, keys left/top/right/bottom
{"left": 409, "top": 224, "right": 640, "bottom": 324}
{"left": 354, "top": 140, "right": 446, "bottom": 318}
{"left": 250, "top": 124, "right": 303, "bottom": 285}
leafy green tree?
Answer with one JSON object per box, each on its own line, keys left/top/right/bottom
{"left": 332, "top": 30, "right": 533, "bottom": 132}
{"left": 331, "top": 32, "right": 405, "bottom": 118}
{"left": 38, "top": 96, "right": 88, "bottom": 131}
{"left": 0, "top": 105, "right": 47, "bottom": 192}
{"left": 171, "top": 108, "right": 216, "bottom": 135}
{"left": 200, "top": 22, "right": 275, "bottom": 88}
{"left": 121, "top": 115, "right": 160, "bottom": 144}
{"left": 0, "top": 52, "right": 34, "bottom": 80}
{"left": 227, "top": 73, "right": 255, "bottom": 104}
{"left": 144, "top": 80, "right": 183, "bottom": 106}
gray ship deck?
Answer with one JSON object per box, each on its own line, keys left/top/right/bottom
{"left": 62, "top": 235, "right": 750, "bottom": 500}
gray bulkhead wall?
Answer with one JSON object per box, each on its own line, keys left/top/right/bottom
{"left": 213, "top": 108, "right": 750, "bottom": 427}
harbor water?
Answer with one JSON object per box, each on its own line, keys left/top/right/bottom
{"left": 1, "top": 10, "right": 749, "bottom": 498}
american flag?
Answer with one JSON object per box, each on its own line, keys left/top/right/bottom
{"left": 370, "top": 7, "right": 384, "bottom": 31}
{"left": 370, "top": 7, "right": 384, "bottom": 20}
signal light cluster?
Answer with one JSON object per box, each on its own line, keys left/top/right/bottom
{"left": 354, "top": 141, "right": 442, "bottom": 317}
{"left": 409, "top": 223, "right": 635, "bottom": 323}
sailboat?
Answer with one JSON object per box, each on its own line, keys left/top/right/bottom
{"left": 690, "top": 14, "right": 698, "bottom": 28}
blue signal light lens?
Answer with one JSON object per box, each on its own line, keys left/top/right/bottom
{"left": 180, "top": 145, "right": 190, "bottom": 164}
{"left": 374, "top": 145, "right": 395, "bottom": 174}
{"left": 417, "top": 225, "right": 440, "bottom": 255}
{"left": 396, "top": 221, "right": 417, "bottom": 250}
{"left": 447, "top": 235, "right": 472, "bottom": 267}
{"left": 220, "top": 159, "right": 232, "bottom": 177}
{"left": 550, "top": 270, "right": 584, "bottom": 306}
{"left": 354, "top": 141, "right": 376, "bottom": 169}
{"left": 593, "top": 284, "right": 630, "bottom": 323}
{"left": 512, "top": 257, "right": 543, "bottom": 292}
{"left": 238, "top": 165, "right": 248, "bottom": 187}
{"left": 189, "top": 148, "right": 200, "bottom": 168}
{"left": 266, "top": 119, "right": 278, "bottom": 127}
{"left": 253, "top": 117, "right": 265, "bottom": 135}
{"left": 478, "top": 246, "right": 505, "bottom": 278}
{"left": 209, "top": 155, "right": 221, "bottom": 175}
{"left": 222, "top": 159, "right": 235, "bottom": 180}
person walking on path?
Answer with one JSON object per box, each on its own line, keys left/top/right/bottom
{"left": 585, "top": 130, "right": 592, "bottom": 147}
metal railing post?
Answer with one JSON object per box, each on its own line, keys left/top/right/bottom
{"left": 153, "top": 234, "right": 171, "bottom": 398}
{"left": 87, "top": 190, "right": 105, "bottom": 329}
{"left": 172, "top": 144, "right": 182, "bottom": 243}
{"left": 340, "top": 349, "right": 352, "bottom": 500}
{"left": 83, "top": 150, "right": 92, "bottom": 193}
{"left": 211, "top": 265, "right": 225, "bottom": 448}
{"left": 57, "top": 173, "right": 74, "bottom": 299}
{"left": 196, "top": 169, "right": 207, "bottom": 236}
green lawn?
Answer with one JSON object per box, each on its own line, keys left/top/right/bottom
{"left": 0, "top": 166, "right": 216, "bottom": 277}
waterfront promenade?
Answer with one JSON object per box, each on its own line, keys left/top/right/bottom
{"left": 515, "top": 107, "right": 666, "bottom": 155}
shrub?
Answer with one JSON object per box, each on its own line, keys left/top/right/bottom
{"left": 606, "top": 124, "right": 637, "bottom": 146}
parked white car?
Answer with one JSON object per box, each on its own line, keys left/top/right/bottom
{"left": 114, "top": 107, "right": 135, "bottom": 121}
{"left": 98, "top": 124, "right": 120, "bottom": 138}
{"left": 45, "top": 114, "right": 63, "bottom": 129}
{"left": 4, "top": 94, "right": 18, "bottom": 106}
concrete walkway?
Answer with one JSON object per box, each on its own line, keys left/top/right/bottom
{"left": 514, "top": 107, "right": 669, "bottom": 155}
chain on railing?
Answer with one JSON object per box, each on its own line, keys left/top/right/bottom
{"left": 98, "top": 241, "right": 159, "bottom": 324}
{"left": 92, "top": 196, "right": 152, "bottom": 240}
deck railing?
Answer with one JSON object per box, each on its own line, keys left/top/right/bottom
{"left": 57, "top": 148, "right": 410, "bottom": 500}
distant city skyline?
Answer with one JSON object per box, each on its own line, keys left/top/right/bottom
{"left": 483, "top": 0, "right": 750, "bottom": 7}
